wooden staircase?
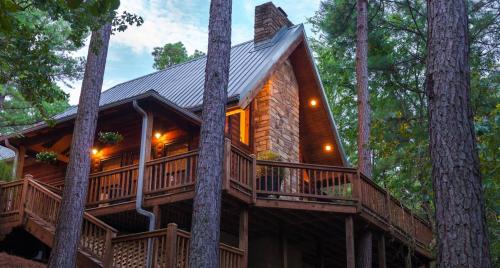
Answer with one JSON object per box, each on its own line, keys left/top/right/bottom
{"left": 0, "top": 178, "right": 117, "bottom": 267}
{"left": 1, "top": 178, "right": 246, "bottom": 268}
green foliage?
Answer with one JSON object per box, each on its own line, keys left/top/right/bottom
{"left": 310, "top": 0, "right": 499, "bottom": 260}
{"left": 0, "top": 160, "right": 12, "bottom": 181}
{"left": 152, "top": 42, "right": 206, "bottom": 70}
{"left": 35, "top": 151, "right": 57, "bottom": 164}
{"left": 98, "top": 131, "right": 123, "bottom": 145}
{"left": 0, "top": 1, "right": 143, "bottom": 135}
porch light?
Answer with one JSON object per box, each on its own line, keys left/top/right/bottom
{"left": 154, "top": 132, "right": 162, "bottom": 139}
{"left": 309, "top": 99, "right": 318, "bottom": 107}
{"left": 92, "top": 148, "right": 99, "bottom": 155}
{"left": 324, "top": 144, "right": 333, "bottom": 152}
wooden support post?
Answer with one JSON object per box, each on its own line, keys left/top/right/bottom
{"left": 281, "top": 223, "right": 288, "bottom": 268}
{"left": 16, "top": 145, "right": 25, "bottom": 179}
{"left": 357, "top": 230, "right": 373, "bottom": 268}
{"left": 353, "top": 171, "right": 362, "bottom": 211}
{"left": 386, "top": 191, "right": 391, "bottom": 223}
{"left": 223, "top": 138, "right": 231, "bottom": 191}
{"left": 251, "top": 154, "right": 257, "bottom": 204}
{"left": 345, "top": 216, "right": 355, "bottom": 268}
{"left": 239, "top": 207, "right": 249, "bottom": 268}
{"left": 102, "top": 230, "right": 116, "bottom": 268}
{"left": 405, "top": 246, "right": 412, "bottom": 268}
{"left": 153, "top": 205, "right": 161, "bottom": 229}
{"left": 18, "top": 176, "right": 30, "bottom": 224}
{"left": 377, "top": 234, "right": 386, "bottom": 268}
{"left": 165, "top": 223, "right": 178, "bottom": 267}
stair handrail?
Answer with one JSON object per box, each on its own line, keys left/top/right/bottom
{"left": 23, "top": 178, "right": 117, "bottom": 265}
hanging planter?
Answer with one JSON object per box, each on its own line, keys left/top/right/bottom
{"left": 98, "top": 131, "right": 123, "bottom": 145}
{"left": 36, "top": 151, "right": 58, "bottom": 164}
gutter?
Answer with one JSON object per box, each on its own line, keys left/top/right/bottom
{"left": 132, "top": 100, "right": 155, "bottom": 268}
{"left": 3, "top": 139, "right": 18, "bottom": 180}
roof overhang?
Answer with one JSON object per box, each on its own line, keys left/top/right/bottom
{"left": 0, "top": 89, "right": 201, "bottom": 143}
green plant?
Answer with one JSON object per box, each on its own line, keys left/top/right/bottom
{"left": 256, "top": 151, "right": 285, "bottom": 178}
{"left": 0, "top": 161, "right": 13, "bottom": 181}
{"left": 98, "top": 131, "right": 123, "bottom": 145}
{"left": 35, "top": 151, "right": 57, "bottom": 164}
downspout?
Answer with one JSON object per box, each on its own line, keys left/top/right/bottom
{"left": 4, "top": 139, "right": 18, "bottom": 180}
{"left": 132, "top": 100, "right": 155, "bottom": 268}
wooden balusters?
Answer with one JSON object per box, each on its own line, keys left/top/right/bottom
{"left": 110, "top": 223, "right": 244, "bottom": 268}
{"left": 254, "top": 161, "right": 357, "bottom": 201}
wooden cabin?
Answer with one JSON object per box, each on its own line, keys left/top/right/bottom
{"left": 0, "top": 3, "right": 433, "bottom": 267}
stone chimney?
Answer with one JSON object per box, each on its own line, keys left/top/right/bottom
{"left": 254, "top": 2, "right": 293, "bottom": 44}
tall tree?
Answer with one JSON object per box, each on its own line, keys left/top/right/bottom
{"left": 426, "top": 0, "right": 491, "bottom": 267}
{"left": 48, "top": 23, "right": 112, "bottom": 268}
{"left": 311, "top": 1, "right": 499, "bottom": 262}
{"left": 356, "top": 0, "right": 372, "bottom": 178}
{"left": 355, "top": 0, "right": 373, "bottom": 266}
{"left": 152, "top": 41, "right": 205, "bottom": 70}
{"left": 188, "top": 0, "right": 232, "bottom": 267}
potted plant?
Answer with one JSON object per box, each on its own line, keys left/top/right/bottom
{"left": 98, "top": 131, "right": 123, "bottom": 145}
{"left": 35, "top": 151, "right": 58, "bottom": 164}
{"left": 256, "top": 151, "right": 285, "bottom": 193}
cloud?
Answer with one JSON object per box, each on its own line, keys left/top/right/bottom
{"left": 112, "top": 0, "right": 209, "bottom": 54}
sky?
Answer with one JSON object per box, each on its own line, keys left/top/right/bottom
{"left": 62, "top": 0, "right": 322, "bottom": 104}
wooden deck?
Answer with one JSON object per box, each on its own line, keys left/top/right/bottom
{"left": 0, "top": 142, "right": 433, "bottom": 265}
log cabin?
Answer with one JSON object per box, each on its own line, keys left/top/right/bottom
{"left": 0, "top": 2, "right": 433, "bottom": 267}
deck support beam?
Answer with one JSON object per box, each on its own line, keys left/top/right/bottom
{"left": 378, "top": 234, "right": 386, "bottom": 268}
{"left": 16, "top": 145, "right": 25, "bottom": 179}
{"left": 153, "top": 205, "right": 161, "bottom": 228}
{"left": 345, "top": 216, "right": 355, "bottom": 268}
{"left": 239, "top": 207, "right": 249, "bottom": 268}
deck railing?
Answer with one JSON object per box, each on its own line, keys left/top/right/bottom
{"left": 0, "top": 180, "right": 24, "bottom": 221}
{"left": 357, "top": 173, "right": 433, "bottom": 246}
{"left": 43, "top": 141, "right": 432, "bottom": 248}
{"left": 24, "top": 179, "right": 117, "bottom": 264}
{"left": 254, "top": 160, "right": 357, "bottom": 201}
{"left": 145, "top": 151, "right": 199, "bottom": 196}
{"left": 87, "top": 164, "right": 139, "bottom": 206}
{"left": 111, "top": 223, "right": 244, "bottom": 268}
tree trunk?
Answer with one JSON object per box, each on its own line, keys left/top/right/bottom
{"left": 426, "top": 1, "right": 491, "bottom": 267}
{"left": 48, "top": 23, "right": 111, "bottom": 268}
{"left": 356, "top": 0, "right": 372, "bottom": 178}
{"left": 188, "top": 0, "right": 232, "bottom": 267}
{"left": 357, "top": 230, "right": 372, "bottom": 268}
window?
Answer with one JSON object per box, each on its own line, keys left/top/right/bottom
{"left": 226, "top": 108, "right": 250, "bottom": 145}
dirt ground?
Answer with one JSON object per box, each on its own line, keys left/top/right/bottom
{"left": 0, "top": 252, "right": 45, "bottom": 268}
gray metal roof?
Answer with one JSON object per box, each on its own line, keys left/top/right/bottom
{"left": 56, "top": 24, "right": 304, "bottom": 119}
{"left": 0, "top": 146, "right": 14, "bottom": 161}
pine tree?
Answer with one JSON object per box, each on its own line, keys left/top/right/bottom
{"left": 48, "top": 23, "right": 112, "bottom": 268}
{"left": 426, "top": 0, "right": 491, "bottom": 267}
{"left": 188, "top": 0, "right": 232, "bottom": 267}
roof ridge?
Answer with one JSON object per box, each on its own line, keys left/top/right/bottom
{"left": 102, "top": 39, "right": 256, "bottom": 94}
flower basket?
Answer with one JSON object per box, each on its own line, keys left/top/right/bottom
{"left": 36, "top": 151, "right": 58, "bottom": 164}
{"left": 98, "top": 131, "right": 123, "bottom": 145}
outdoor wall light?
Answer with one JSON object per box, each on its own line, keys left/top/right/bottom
{"left": 310, "top": 99, "right": 318, "bottom": 107}
{"left": 324, "top": 144, "right": 333, "bottom": 152}
{"left": 154, "top": 132, "right": 162, "bottom": 139}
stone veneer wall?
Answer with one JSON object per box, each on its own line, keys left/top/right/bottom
{"left": 253, "top": 59, "right": 299, "bottom": 162}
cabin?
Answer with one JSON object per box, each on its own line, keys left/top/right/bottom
{"left": 0, "top": 3, "right": 433, "bottom": 268}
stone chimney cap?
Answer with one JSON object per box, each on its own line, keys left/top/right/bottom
{"left": 254, "top": 2, "right": 293, "bottom": 45}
